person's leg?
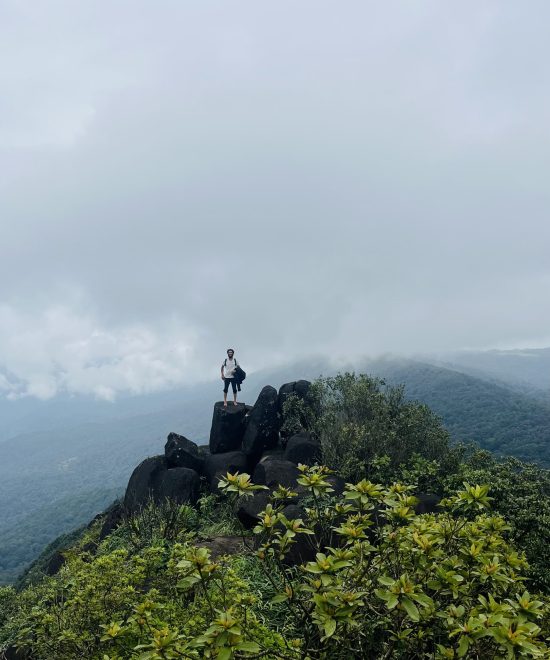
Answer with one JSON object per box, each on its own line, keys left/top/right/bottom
{"left": 223, "top": 378, "right": 229, "bottom": 407}
{"left": 231, "top": 379, "right": 238, "bottom": 405}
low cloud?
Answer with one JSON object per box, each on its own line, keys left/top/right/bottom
{"left": 1, "top": 2, "right": 550, "bottom": 398}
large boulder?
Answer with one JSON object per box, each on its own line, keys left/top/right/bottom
{"left": 124, "top": 456, "right": 167, "bottom": 512}
{"left": 284, "top": 431, "right": 321, "bottom": 466}
{"left": 2, "top": 646, "right": 32, "bottom": 659}
{"left": 45, "top": 550, "right": 66, "bottom": 576}
{"left": 157, "top": 467, "right": 200, "bottom": 505}
{"left": 278, "top": 504, "right": 316, "bottom": 565}
{"left": 415, "top": 493, "right": 441, "bottom": 515}
{"left": 203, "top": 451, "right": 250, "bottom": 491}
{"left": 327, "top": 475, "right": 346, "bottom": 497}
{"left": 242, "top": 386, "right": 280, "bottom": 457}
{"left": 236, "top": 489, "right": 272, "bottom": 528}
{"left": 165, "top": 432, "right": 203, "bottom": 473}
{"left": 278, "top": 380, "right": 312, "bottom": 413}
{"left": 252, "top": 459, "right": 300, "bottom": 490}
{"left": 209, "top": 402, "right": 248, "bottom": 454}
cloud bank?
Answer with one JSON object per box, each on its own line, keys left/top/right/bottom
{"left": 1, "top": 1, "right": 549, "bottom": 398}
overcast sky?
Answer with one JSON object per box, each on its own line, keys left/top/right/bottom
{"left": 1, "top": 1, "right": 549, "bottom": 400}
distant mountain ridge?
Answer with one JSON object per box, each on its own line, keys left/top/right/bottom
{"left": 429, "top": 347, "right": 550, "bottom": 393}
{"left": 368, "top": 358, "right": 550, "bottom": 463}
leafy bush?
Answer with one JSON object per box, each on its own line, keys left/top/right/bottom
{"left": 3, "top": 465, "right": 549, "bottom": 658}
{"left": 216, "top": 466, "right": 550, "bottom": 659}
{"left": 448, "top": 451, "right": 550, "bottom": 592}
{"left": 282, "top": 373, "right": 458, "bottom": 482}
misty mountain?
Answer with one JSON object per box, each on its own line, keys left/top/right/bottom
{"left": 369, "top": 358, "right": 550, "bottom": 463}
{"left": 2, "top": 354, "right": 550, "bottom": 584}
{"left": 430, "top": 347, "right": 550, "bottom": 394}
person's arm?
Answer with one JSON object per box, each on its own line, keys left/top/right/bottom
{"left": 221, "top": 362, "right": 225, "bottom": 380}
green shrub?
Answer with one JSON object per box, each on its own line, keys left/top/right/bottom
{"left": 448, "top": 450, "right": 550, "bottom": 592}
{"left": 217, "top": 466, "right": 550, "bottom": 659}
{"left": 282, "top": 373, "right": 457, "bottom": 482}
{"left": 4, "top": 465, "right": 549, "bottom": 659}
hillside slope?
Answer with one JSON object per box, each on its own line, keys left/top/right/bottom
{"left": 371, "top": 359, "right": 550, "bottom": 463}
{"left": 2, "top": 357, "right": 550, "bottom": 584}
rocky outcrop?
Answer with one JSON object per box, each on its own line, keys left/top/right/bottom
{"left": 242, "top": 386, "right": 280, "bottom": 457}
{"left": 165, "top": 432, "right": 204, "bottom": 473}
{"left": 124, "top": 456, "right": 167, "bottom": 512}
{"left": 278, "top": 504, "right": 316, "bottom": 565}
{"left": 209, "top": 402, "right": 248, "bottom": 454}
{"left": 203, "top": 451, "right": 250, "bottom": 491}
{"left": 236, "top": 490, "right": 272, "bottom": 528}
{"left": 45, "top": 550, "right": 66, "bottom": 576}
{"left": 113, "top": 378, "right": 444, "bottom": 575}
{"left": 278, "top": 380, "right": 311, "bottom": 412}
{"left": 1, "top": 646, "right": 32, "bottom": 659}
{"left": 284, "top": 431, "right": 320, "bottom": 465}
{"left": 124, "top": 452, "right": 201, "bottom": 511}
{"left": 252, "top": 458, "right": 300, "bottom": 489}
{"left": 157, "top": 467, "right": 200, "bottom": 505}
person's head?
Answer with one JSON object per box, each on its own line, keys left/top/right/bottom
{"left": 227, "top": 348, "right": 235, "bottom": 359}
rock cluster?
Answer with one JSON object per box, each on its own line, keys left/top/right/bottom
{"left": 119, "top": 378, "right": 441, "bottom": 565}
{"left": 123, "top": 381, "right": 315, "bottom": 514}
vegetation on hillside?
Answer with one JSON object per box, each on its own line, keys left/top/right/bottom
{"left": 1, "top": 467, "right": 548, "bottom": 658}
{"left": 3, "top": 359, "right": 550, "bottom": 587}
{"left": 285, "top": 374, "right": 550, "bottom": 590}
{"left": 372, "top": 361, "right": 550, "bottom": 466}
{"left": 1, "top": 373, "right": 549, "bottom": 658}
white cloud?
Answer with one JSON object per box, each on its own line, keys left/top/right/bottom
{"left": 0, "top": 302, "right": 197, "bottom": 399}
{"left": 1, "top": 1, "right": 550, "bottom": 398}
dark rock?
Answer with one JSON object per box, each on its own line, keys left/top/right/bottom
{"left": 260, "top": 447, "right": 286, "bottom": 462}
{"left": 81, "top": 541, "right": 96, "bottom": 555}
{"left": 165, "top": 432, "right": 203, "bottom": 472}
{"left": 242, "top": 386, "right": 280, "bottom": 457}
{"left": 279, "top": 504, "right": 316, "bottom": 565}
{"left": 99, "top": 502, "right": 124, "bottom": 540}
{"left": 196, "top": 536, "right": 244, "bottom": 559}
{"left": 415, "top": 493, "right": 441, "bottom": 514}
{"left": 124, "top": 455, "right": 167, "bottom": 512}
{"left": 157, "top": 467, "right": 200, "bottom": 505}
{"left": 45, "top": 550, "right": 66, "bottom": 576}
{"left": 278, "top": 380, "right": 312, "bottom": 413}
{"left": 284, "top": 431, "right": 321, "bottom": 466}
{"left": 253, "top": 459, "right": 300, "bottom": 489}
{"left": 203, "top": 451, "right": 250, "bottom": 491}
{"left": 209, "top": 402, "right": 248, "bottom": 453}
{"left": 236, "top": 490, "right": 272, "bottom": 528}
{"left": 2, "top": 645, "right": 32, "bottom": 659}
{"left": 327, "top": 475, "right": 346, "bottom": 497}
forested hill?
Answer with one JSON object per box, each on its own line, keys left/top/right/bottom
{"left": 370, "top": 358, "right": 550, "bottom": 465}
{"left": 2, "top": 355, "right": 550, "bottom": 585}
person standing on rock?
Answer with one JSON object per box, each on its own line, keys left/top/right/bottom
{"left": 221, "top": 348, "right": 239, "bottom": 407}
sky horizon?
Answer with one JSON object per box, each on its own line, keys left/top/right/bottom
{"left": 2, "top": 2, "right": 550, "bottom": 400}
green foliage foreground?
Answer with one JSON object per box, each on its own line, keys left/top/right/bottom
{"left": 2, "top": 465, "right": 549, "bottom": 659}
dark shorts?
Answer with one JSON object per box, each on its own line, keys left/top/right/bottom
{"left": 223, "top": 377, "right": 237, "bottom": 394}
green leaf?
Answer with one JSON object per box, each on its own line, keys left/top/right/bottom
{"left": 271, "top": 593, "right": 289, "bottom": 603}
{"left": 236, "top": 641, "right": 261, "bottom": 653}
{"left": 217, "top": 648, "right": 232, "bottom": 660}
{"left": 323, "top": 618, "right": 337, "bottom": 638}
{"left": 401, "top": 597, "right": 420, "bottom": 622}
